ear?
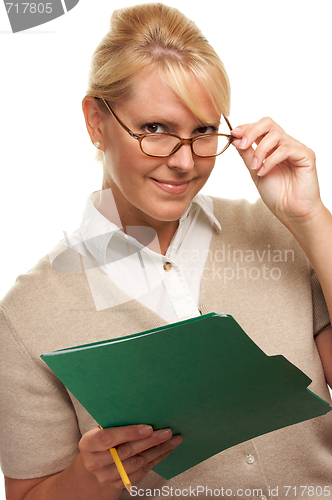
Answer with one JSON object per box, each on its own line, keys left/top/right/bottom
{"left": 82, "top": 96, "right": 106, "bottom": 150}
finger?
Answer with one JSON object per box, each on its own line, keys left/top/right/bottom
{"left": 122, "top": 434, "right": 182, "bottom": 473}
{"left": 251, "top": 128, "right": 285, "bottom": 172}
{"left": 233, "top": 141, "right": 256, "bottom": 171}
{"left": 230, "top": 125, "right": 249, "bottom": 150}
{"left": 233, "top": 117, "right": 284, "bottom": 152}
{"left": 112, "top": 450, "right": 174, "bottom": 491}
{"left": 95, "top": 434, "right": 183, "bottom": 486}
{"left": 231, "top": 124, "right": 249, "bottom": 140}
{"left": 256, "top": 143, "right": 311, "bottom": 177}
{"left": 231, "top": 125, "right": 257, "bottom": 171}
{"left": 80, "top": 428, "right": 177, "bottom": 474}
{"left": 121, "top": 435, "right": 182, "bottom": 484}
{"left": 117, "top": 428, "right": 173, "bottom": 461}
{"left": 79, "top": 424, "right": 153, "bottom": 454}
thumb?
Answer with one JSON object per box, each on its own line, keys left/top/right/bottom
{"left": 231, "top": 137, "right": 260, "bottom": 188}
{"left": 232, "top": 139, "right": 255, "bottom": 171}
{"left": 231, "top": 127, "right": 256, "bottom": 171}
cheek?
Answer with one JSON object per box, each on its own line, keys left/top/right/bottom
{"left": 104, "top": 145, "right": 161, "bottom": 193}
{"left": 104, "top": 140, "right": 137, "bottom": 183}
{"left": 103, "top": 123, "right": 138, "bottom": 174}
{"left": 197, "top": 158, "right": 216, "bottom": 180}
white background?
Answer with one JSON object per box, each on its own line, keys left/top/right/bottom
{"left": 0, "top": 0, "right": 331, "bottom": 497}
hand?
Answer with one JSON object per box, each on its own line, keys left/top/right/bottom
{"left": 231, "top": 117, "right": 324, "bottom": 230}
{"left": 79, "top": 424, "right": 182, "bottom": 492}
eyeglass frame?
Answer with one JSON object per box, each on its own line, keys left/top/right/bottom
{"left": 97, "top": 97, "right": 235, "bottom": 159}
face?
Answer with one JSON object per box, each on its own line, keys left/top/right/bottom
{"left": 100, "top": 71, "right": 220, "bottom": 230}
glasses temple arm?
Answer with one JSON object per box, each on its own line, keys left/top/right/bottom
{"left": 223, "top": 114, "right": 234, "bottom": 134}
{"left": 98, "top": 98, "right": 139, "bottom": 139}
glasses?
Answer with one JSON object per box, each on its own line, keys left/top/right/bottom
{"left": 99, "top": 98, "right": 235, "bottom": 158}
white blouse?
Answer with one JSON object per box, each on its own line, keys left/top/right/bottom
{"left": 64, "top": 190, "right": 220, "bottom": 323}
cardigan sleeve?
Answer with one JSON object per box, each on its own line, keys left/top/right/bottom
{"left": 0, "top": 307, "right": 82, "bottom": 479}
{"left": 310, "top": 267, "right": 331, "bottom": 338}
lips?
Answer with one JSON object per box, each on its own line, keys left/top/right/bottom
{"left": 151, "top": 178, "right": 191, "bottom": 195}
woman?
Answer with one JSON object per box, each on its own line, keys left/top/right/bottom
{"left": 1, "top": 3, "right": 332, "bottom": 499}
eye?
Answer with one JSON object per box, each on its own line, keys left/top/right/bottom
{"left": 142, "top": 123, "right": 167, "bottom": 134}
{"left": 195, "top": 125, "right": 218, "bottom": 135}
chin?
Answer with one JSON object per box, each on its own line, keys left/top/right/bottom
{"left": 145, "top": 200, "right": 190, "bottom": 223}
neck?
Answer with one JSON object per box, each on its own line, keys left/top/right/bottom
{"left": 120, "top": 218, "right": 178, "bottom": 256}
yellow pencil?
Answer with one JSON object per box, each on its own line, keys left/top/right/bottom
{"left": 99, "top": 426, "right": 132, "bottom": 493}
{"left": 109, "top": 447, "right": 132, "bottom": 493}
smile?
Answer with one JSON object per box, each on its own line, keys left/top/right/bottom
{"left": 150, "top": 178, "right": 192, "bottom": 195}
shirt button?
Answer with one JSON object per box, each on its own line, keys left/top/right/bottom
{"left": 246, "top": 454, "right": 255, "bottom": 464}
{"left": 163, "top": 262, "right": 173, "bottom": 272}
{"left": 260, "top": 496, "right": 267, "bottom": 500}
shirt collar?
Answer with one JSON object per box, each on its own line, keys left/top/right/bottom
{"left": 79, "top": 191, "right": 120, "bottom": 267}
{"left": 78, "top": 191, "right": 221, "bottom": 266}
{"left": 191, "top": 193, "right": 221, "bottom": 230}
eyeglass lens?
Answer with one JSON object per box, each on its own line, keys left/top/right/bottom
{"left": 141, "top": 134, "right": 231, "bottom": 157}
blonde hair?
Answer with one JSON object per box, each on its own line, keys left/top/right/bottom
{"left": 86, "top": 3, "right": 231, "bottom": 159}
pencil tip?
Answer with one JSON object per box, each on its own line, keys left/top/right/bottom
{"left": 125, "top": 483, "right": 132, "bottom": 494}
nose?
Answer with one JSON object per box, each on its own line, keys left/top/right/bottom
{"left": 166, "top": 144, "right": 195, "bottom": 172}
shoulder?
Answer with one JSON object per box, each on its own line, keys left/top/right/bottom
{"left": 1, "top": 242, "right": 91, "bottom": 313}
{"left": 0, "top": 242, "right": 95, "bottom": 356}
{"left": 211, "top": 196, "right": 278, "bottom": 225}
{"left": 210, "top": 196, "right": 295, "bottom": 244}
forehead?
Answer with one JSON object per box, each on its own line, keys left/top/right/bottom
{"left": 120, "top": 70, "right": 220, "bottom": 124}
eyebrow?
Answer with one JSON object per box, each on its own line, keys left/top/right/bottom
{"left": 197, "top": 120, "right": 221, "bottom": 128}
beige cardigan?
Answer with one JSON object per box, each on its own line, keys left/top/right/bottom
{"left": 0, "top": 197, "right": 331, "bottom": 499}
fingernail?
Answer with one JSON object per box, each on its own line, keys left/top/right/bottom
{"left": 257, "top": 166, "right": 265, "bottom": 176}
{"left": 170, "top": 435, "right": 182, "bottom": 446}
{"left": 251, "top": 157, "right": 258, "bottom": 170}
{"left": 158, "top": 428, "right": 172, "bottom": 440}
{"left": 239, "top": 137, "right": 248, "bottom": 150}
{"left": 139, "top": 425, "right": 153, "bottom": 436}
{"left": 231, "top": 127, "right": 241, "bottom": 135}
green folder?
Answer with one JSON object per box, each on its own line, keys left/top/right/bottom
{"left": 41, "top": 313, "right": 331, "bottom": 479}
